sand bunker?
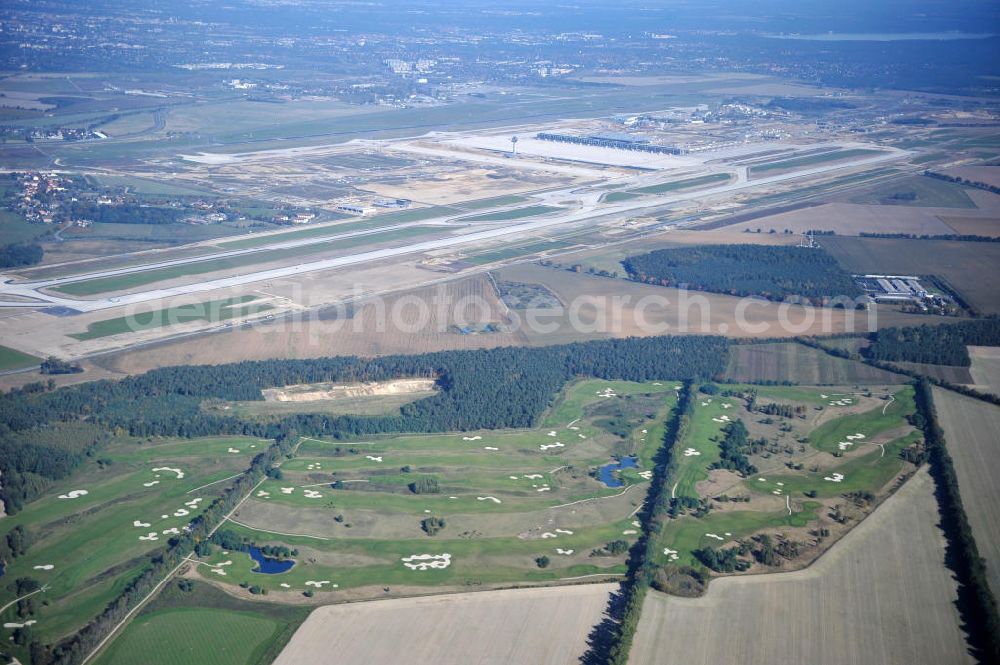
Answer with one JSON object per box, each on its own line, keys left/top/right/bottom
{"left": 556, "top": 548, "right": 575, "bottom": 555}
{"left": 539, "top": 442, "right": 564, "bottom": 451}
{"left": 143, "top": 481, "right": 160, "bottom": 487}
{"left": 484, "top": 446, "right": 499, "bottom": 450}
{"left": 683, "top": 447, "right": 701, "bottom": 457}
{"left": 824, "top": 473, "right": 845, "bottom": 483}
{"left": 162, "top": 527, "right": 180, "bottom": 535}
{"left": 139, "top": 532, "right": 159, "bottom": 542}
{"left": 306, "top": 463, "right": 322, "bottom": 470}
{"left": 705, "top": 533, "right": 725, "bottom": 541}
{"left": 281, "top": 487, "right": 295, "bottom": 494}
{"left": 663, "top": 547, "right": 679, "bottom": 561}
{"left": 173, "top": 508, "right": 190, "bottom": 517}
{"left": 280, "top": 583, "right": 291, "bottom": 588}
{"left": 537, "top": 487, "right": 551, "bottom": 492}
{"left": 4, "top": 621, "right": 37, "bottom": 629}
{"left": 402, "top": 553, "right": 452, "bottom": 571}
{"left": 623, "top": 529, "right": 638, "bottom": 535}
{"left": 365, "top": 455, "right": 383, "bottom": 462}
{"left": 556, "top": 528, "right": 574, "bottom": 534}
{"left": 133, "top": 520, "right": 151, "bottom": 527}
{"left": 462, "top": 435, "right": 482, "bottom": 441}
{"left": 32, "top": 564, "right": 54, "bottom": 571}
{"left": 305, "top": 580, "right": 333, "bottom": 587}
{"left": 542, "top": 532, "right": 558, "bottom": 539}
{"left": 303, "top": 489, "right": 323, "bottom": 498}
{"left": 228, "top": 447, "right": 241, "bottom": 453}
{"left": 152, "top": 467, "right": 185, "bottom": 479}
{"left": 58, "top": 490, "right": 88, "bottom": 499}
{"left": 597, "top": 387, "right": 617, "bottom": 398}
{"left": 638, "top": 470, "right": 653, "bottom": 480}
{"left": 477, "top": 496, "right": 502, "bottom": 504}
{"left": 211, "top": 568, "right": 227, "bottom": 575}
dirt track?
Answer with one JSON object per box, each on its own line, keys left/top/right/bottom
{"left": 272, "top": 583, "right": 614, "bottom": 665}
{"left": 629, "top": 468, "right": 972, "bottom": 665}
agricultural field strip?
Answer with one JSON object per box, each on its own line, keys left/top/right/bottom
{"left": 0, "top": 147, "right": 909, "bottom": 312}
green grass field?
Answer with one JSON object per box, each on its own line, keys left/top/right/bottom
{"left": 849, "top": 174, "right": 977, "bottom": 208}
{"left": 749, "top": 431, "right": 920, "bottom": 498}
{"left": 53, "top": 225, "right": 445, "bottom": 296}
{"left": 658, "top": 503, "right": 820, "bottom": 568}
{"left": 454, "top": 195, "right": 529, "bottom": 211}
{"left": 0, "top": 344, "right": 40, "bottom": 370}
{"left": 806, "top": 386, "right": 915, "bottom": 454}
{"left": 98, "top": 609, "right": 281, "bottom": 665}
{"left": 628, "top": 173, "right": 731, "bottom": 196}
{"left": 465, "top": 239, "right": 573, "bottom": 265}
{"left": 0, "top": 208, "right": 49, "bottom": 244}
{"left": 96, "top": 580, "right": 311, "bottom": 665}
{"left": 70, "top": 296, "right": 271, "bottom": 340}
{"left": 458, "top": 205, "right": 561, "bottom": 223}
{"left": 749, "top": 149, "right": 882, "bottom": 177}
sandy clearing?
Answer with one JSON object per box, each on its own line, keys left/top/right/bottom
{"left": 273, "top": 583, "right": 615, "bottom": 665}
{"left": 629, "top": 469, "right": 971, "bottom": 665}
{"left": 262, "top": 378, "right": 436, "bottom": 402}
{"left": 932, "top": 388, "right": 1000, "bottom": 594}
{"left": 968, "top": 346, "right": 1000, "bottom": 397}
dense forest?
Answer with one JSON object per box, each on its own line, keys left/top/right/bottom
{"left": 866, "top": 319, "right": 1000, "bottom": 366}
{"left": 0, "top": 335, "right": 730, "bottom": 514}
{"left": 622, "top": 244, "right": 862, "bottom": 305}
{"left": 0, "top": 242, "right": 43, "bottom": 268}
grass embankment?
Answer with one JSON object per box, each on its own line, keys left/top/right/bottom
{"left": 458, "top": 205, "right": 561, "bottom": 223}
{"left": 627, "top": 173, "right": 731, "bottom": 196}
{"left": 749, "top": 148, "right": 882, "bottom": 177}
{"left": 0, "top": 344, "right": 40, "bottom": 371}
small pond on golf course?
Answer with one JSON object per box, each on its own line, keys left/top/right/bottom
{"left": 598, "top": 456, "right": 638, "bottom": 488}
{"left": 248, "top": 546, "right": 295, "bottom": 574}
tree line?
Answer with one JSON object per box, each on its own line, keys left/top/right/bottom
{"left": 865, "top": 319, "right": 1000, "bottom": 367}
{"left": 913, "top": 380, "right": 999, "bottom": 663}
{"left": 623, "top": 244, "right": 862, "bottom": 305}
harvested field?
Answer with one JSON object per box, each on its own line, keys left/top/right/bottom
{"left": 823, "top": 236, "right": 1000, "bottom": 314}
{"left": 848, "top": 174, "right": 978, "bottom": 209}
{"left": 939, "top": 216, "right": 1000, "bottom": 237}
{"left": 890, "top": 361, "right": 973, "bottom": 384}
{"left": 630, "top": 469, "right": 972, "bottom": 665}
{"left": 932, "top": 388, "right": 1000, "bottom": 593}
{"left": 726, "top": 202, "right": 957, "bottom": 236}
{"left": 941, "top": 165, "right": 1000, "bottom": 188}
{"left": 273, "top": 583, "right": 615, "bottom": 665}
{"left": 968, "top": 346, "right": 1000, "bottom": 395}
{"left": 725, "top": 342, "right": 903, "bottom": 384}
